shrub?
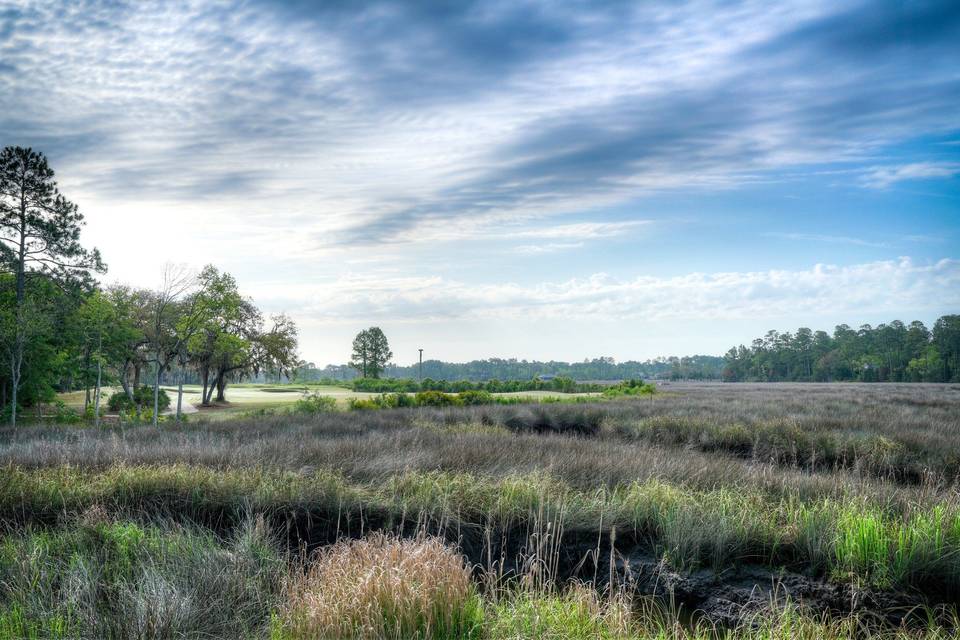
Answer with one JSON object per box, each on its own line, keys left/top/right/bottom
{"left": 53, "top": 401, "right": 82, "bottom": 424}
{"left": 602, "top": 379, "right": 655, "bottom": 398}
{"left": 458, "top": 390, "right": 495, "bottom": 406}
{"left": 108, "top": 386, "right": 170, "bottom": 413}
{"left": 274, "top": 534, "right": 482, "bottom": 639}
{"left": 292, "top": 393, "right": 337, "bottom": 414}
{"left": 347, "top": 398, "right": 381, "bottom": 411}
{"left": 415, "top": 391, "right": 462, "bottom": 407}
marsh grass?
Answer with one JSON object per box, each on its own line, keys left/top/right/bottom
{"left": 1, "top": 384, "right": 959, "bottom": 637}
{"left": 273, "top": 533, "right": 484, "bottom": 639}
{"left": 0, "top": 515, "right": 283, "bottom": 639}
{"left": 1, "top": 463, "right": 958, "bottom": 596}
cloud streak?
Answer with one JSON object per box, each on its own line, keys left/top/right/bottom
{"left": 250, "top": 258, "right": 960, "bottom": 324}
{"left": 860, "top": 163, "right": 960, "bottom": 189}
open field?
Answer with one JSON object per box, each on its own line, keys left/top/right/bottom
{"left": 3, "top": 383, "right": 960, "bottom": 638}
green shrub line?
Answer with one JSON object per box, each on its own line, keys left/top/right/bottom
{"left": 349, "top": 376, "right": 606, "bottom": 394}
{"left": 1, "top": 464, "right": 958, "bottom": 596}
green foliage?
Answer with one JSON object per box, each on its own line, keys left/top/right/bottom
{"left": 601, "top": 379, "right": 656, "bottom": 398}
{"left": 414, "top": 390, "right": 462, "bottom": 407}
{"left": 347, "top": 398, "right": 382, "bottom": 411}
{"left": 302, "top": 355, "right": 726, "bottom": 383}
{"left": 724, "top": 316, "right": 960, "bottom": 382}
{"left": 458, "top": 390, "right": 495, "bottom": 405}
{"left": 351, "top": 376, "right": 605, "bottom": 394}
{"left": 347, "top": 393, "right": 416, "bottom": 410}
{"left": 52, "top": 400, "right": 81, "bottom": 425}
{"left": 350, "top": 327, "right": 392, "bottom": 379}
{"left": 292, "top": 393, "right": 337, "bottom": 414}
{"left": 107, "top": 385, "right": 170, "bottom": 413}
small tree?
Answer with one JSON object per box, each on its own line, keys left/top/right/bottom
{"left": 0, "top": 146, "right": 104, "bottom": 426}
{"left": 350, "top": 327, "right": 392, "bottom": 379}
{"left": 78, "top": 291, "right": 116, "bottom": 427}
{"left": 145, "top": 265, "right": 197, "bottom": 426}
{"left": 350, "top": 330, "right": 369, "bottom": 378}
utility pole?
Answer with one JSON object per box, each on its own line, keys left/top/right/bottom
{"left": 418, "top": 348, "right": 424, "bottom": 384}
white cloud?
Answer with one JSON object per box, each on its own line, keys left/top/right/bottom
{"left": 763, "top": 232, "right": 888, "bottom": 248}
{"left": 514, "top": 242, "right": 584, "bottom": 254}
{"left": 250, "top": 257, "right": 960, "bottom": 324}
{"left": 514, "top": 220, "right": 650, "bottom": 240}
{"left": 860, "top": 163, "right": 960, "bottom": 189}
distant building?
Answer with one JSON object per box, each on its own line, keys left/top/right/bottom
{"left": 536, "top": 374, "right": 557, "bottom": 382}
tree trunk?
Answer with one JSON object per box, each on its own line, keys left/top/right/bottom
{"left": 120, "top": 360, "right": 133, "bottom": 400}
{"left": 153, "top": 351, "right": 161, "bottom": 426}
{"left": 176, "top": 357, "right": 184, "bottom": 423}
{"left": 200, "top": 366, "right": 210, "bottom": 406}
{"left": 94, "top": 343, "right": 102, "bottom": 428}
{"left": 9, "top": 190, "right": 27, "bottom": 428}
{"left": 216, "top": 372, "right": 227, "bottom": 403}
{"left": 9, "top": 345, "right": 21, "bottom": 428}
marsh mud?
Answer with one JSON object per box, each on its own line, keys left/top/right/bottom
{"left": 614, "top": 549, "right": 921, "bottom": 628}
{"left": 279, "top": 510, "right": 938, "bottom": 629}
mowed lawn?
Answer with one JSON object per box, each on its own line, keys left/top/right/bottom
{"left": 57, "top": 383, "right": 600, "bottom": 418}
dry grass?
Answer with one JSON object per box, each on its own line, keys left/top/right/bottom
{"left": 274, "top": 533, "right": 482, "bottom": 639}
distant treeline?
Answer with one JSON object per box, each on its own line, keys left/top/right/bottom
{"left": 293, "top": 355, "right": 725, "bottom": 383}
{"left": 723, "top": 315, "right": 960, "bottom": 382}
{"left": 349, "top": 376, "right": 606, "bottom": 394}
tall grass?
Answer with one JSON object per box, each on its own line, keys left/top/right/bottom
{"left": 1, "top": 464, "right": 957, "bottom": 596}
{"left": 273, "top": 534, "right": 483, "bottom": 639}
{"left": 0, "top": 515, "right": 283, "bottom": 639}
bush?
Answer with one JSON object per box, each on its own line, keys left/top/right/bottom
{"left": 347, "top": 398, "right": 381, "bottom": 411}
{"left": 53, "top": 401, "right": 82, "bottom": 424}
{"left": 602, "top": 379, "right": 655, "bottom": 398}
{"left": 292, "top": 394, "right": 337, "bottom": 414}
{"left": 107, "top": 386, "right": 171, "bottom": 413}
{"left": 415, "top": 391, "right": 462, "bottom": 407}
{"left": 458, "top": 390, "right": 495, "bottom": 406}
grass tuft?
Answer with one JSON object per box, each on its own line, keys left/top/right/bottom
{"left": 274, "top": 533, "right": 484, "bottom": 639}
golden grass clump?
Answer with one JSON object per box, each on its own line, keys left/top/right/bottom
{"left": 275, "top": 533, "right": 482, "bottom": 639}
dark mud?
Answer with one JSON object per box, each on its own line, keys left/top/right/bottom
{"left": 615, "top": 549, "right": 923, "bottom": 628}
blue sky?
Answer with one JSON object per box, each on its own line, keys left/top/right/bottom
{"left": 1, "top": 0, "right": 958, "bottom": 364}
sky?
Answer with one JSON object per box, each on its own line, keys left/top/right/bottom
{"left": 1, "top": 0, "right": 959, "bottom": 365}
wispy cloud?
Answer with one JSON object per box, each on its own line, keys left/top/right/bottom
{"left": 2, "top": 1, "right": 958, "bottom": 248}
{"left": 514, "top": 220, "right": 650, "bottom": 240}
{"left": 764, "top": 232, "right": 889, "bottom": 248}
{"left": 514, "top": 242, "right": 584, "bottom": 255}
{"left": 860, "top": 162, "right": 960, "bottom": 189}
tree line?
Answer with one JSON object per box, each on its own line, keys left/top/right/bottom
{"left": 0, "top": 146, "right": 299, "bottom": 426}
{"left": 722, "top": 316, "right": 960, "bottom": 382}
{"left": 294, "top": 354, "right": 725, "bottom": 383}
